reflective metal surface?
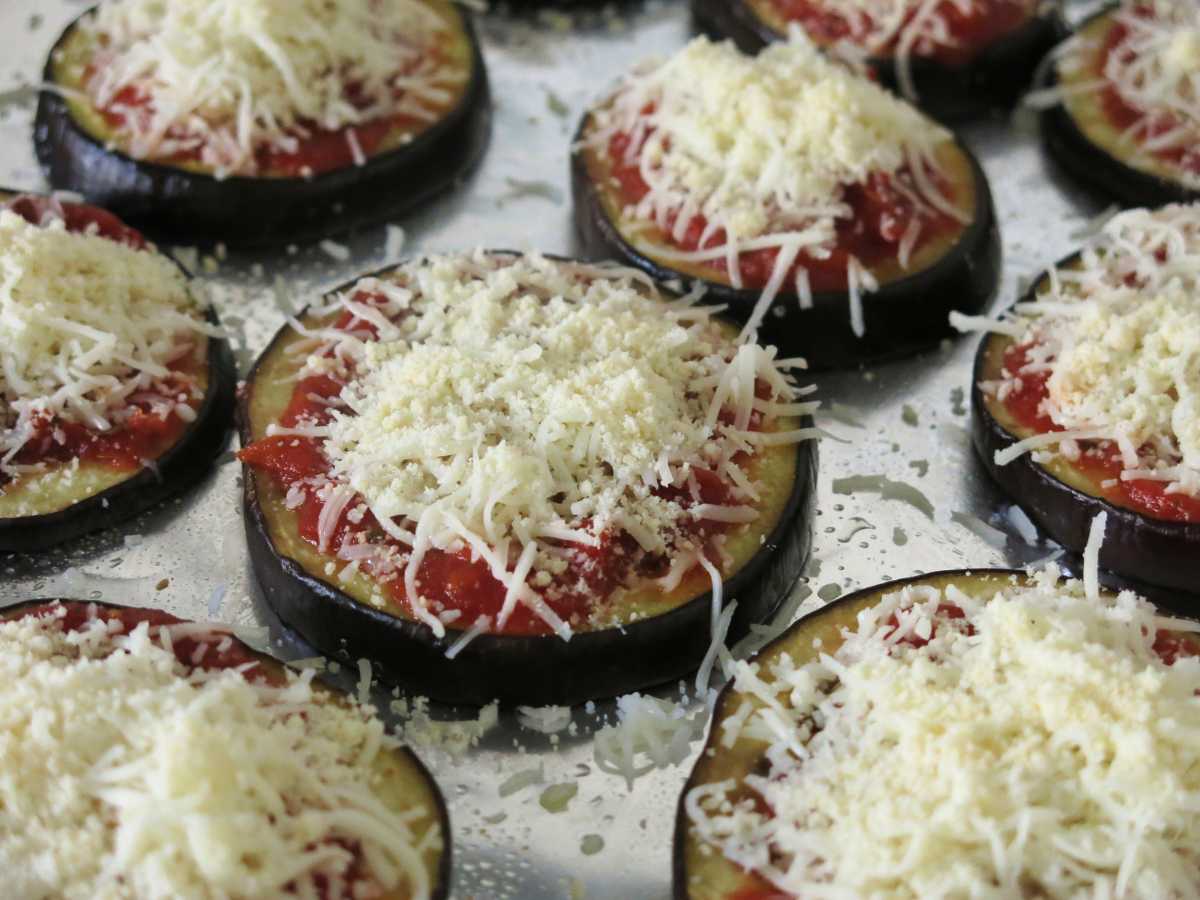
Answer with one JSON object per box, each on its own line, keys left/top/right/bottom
{"left": 0, "top": 2, "right": 1110, "bottom": 898}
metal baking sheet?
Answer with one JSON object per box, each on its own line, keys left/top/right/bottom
{"left": 0, "top": 2, "right": 1110, "bottom": 898}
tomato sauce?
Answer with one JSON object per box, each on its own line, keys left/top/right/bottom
{"left": 0, "top": 196, "right": 198, "bottom": 484}
{"left": 239, "top": 296, "right": 751, "bottom": 636}
{"left": 606, "top": 129, "right": 959, "bottom": 292}
{"left": 1096, "top": 12, "right": 1200, "bottom": 178}
{"left": 766, "top": 0, "right": 1032, "bottom": 66}
{"left": 1000, "top": 341, "right": 1200, "bottom": 523}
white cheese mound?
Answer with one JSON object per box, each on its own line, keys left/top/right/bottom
{"left": 584, "top": 33, "right": 958, "bottom": 335}
{"left": 0, "top": 608, "right": 434, "bottom": 899}
{"left": 294, "top": 252, "right": 817, "bottom": 639}
{"left": 687, "top": 566, "right": 1200, "bottom": 897}
{"left": 0, "top": 210, "right": 211, "bottom": 475}
{"left": 1053, "top": 0, "right": 1200, "bottom": 188}
{"left": 962, "top": 203, "right": 1200, "bottom": 498}
{"left": 776, "top": 0, "right": 1037, "bottom": 99}
{"left": 83, "top": 0, "right": 461, "bottom": 177}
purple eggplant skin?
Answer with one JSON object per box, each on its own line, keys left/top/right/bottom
{"left": 690, "top": 0, "right": 1066, "bottom": 122}
{"left": 0, "top": 284, "right": 236, "bottom": 554}
{"left": 0, "top": 597, "right": 454, "bottom": 900}
{"left": 238, "top": 259, "right": 818, "bottom": 707}
{"left": 969, "top": 261, "right": 1200, "bottom": 595}
{"left": 570, "top": 122, "right": 1001, "bottom": 371}
{"left": 33, "top": 6, "right": 491, "bottom": 249}
{"left": 1037, "top": 6, "right": 1200, "bottom": 209}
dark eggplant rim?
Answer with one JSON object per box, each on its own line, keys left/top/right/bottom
{"left": 570, "top": 113, "right": 1002, "bottom": 370}
{"left": 238, "top": 252, "right": 818, "bottom": 706}
{"left": 670, "top": 566, "right": 1199, "bottom": 897}
{"left": 33, "top": 2, "right": 491, "bottom": 247}
{"left": 1038, "top": 4, "right": 1200, "bottom": 209}
{"left": 690, "top": 0, "right": 1067, "bottom": 121}
{"left": 969, "top": 248, "right": 1200, "bottom": 594}
{"left": 0, "top": 596, "right": 453, "bottom": 900}
{"left": 0, "top": 190, "right": 236, "bottom": 554}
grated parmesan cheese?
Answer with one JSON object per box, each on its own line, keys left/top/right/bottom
{"left": 584, "top": 32, "right": 959, "bottom": 337}
{"left": 79, "top": 0, "right": 463, "bottom": 177}
{"left": 688, "top": 566, "right": 1200, "bottom": 896}
{"left": 0, "top": 210, "right": 212, "bottom": 476}
{"left": 0, "top": 607, "right": 435, "bottom": 899}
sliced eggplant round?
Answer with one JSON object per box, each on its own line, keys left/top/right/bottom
{"left": 1038, "top": 5, "right": 1199, "bottom": 208}
{"left": 239, "top": 256, "right": 818, "bottom": 707}
{"left": 969, "top": 257, "right": 1200, "bottom": 595}
{"left": 0, "top": 598, "right": 451, "bottom": 900}
{"left": 690, "top": 0, "right": 1065, "bottom": 121}
{"left": 571, "top": 122, "right": 1001, "bottom": 371}
{"left": 672, "top": 568, "right": 1200, "bottom": 898}
{"left": 33, "top": 1, "right": 491, "bottom": 248}
{"left": 0, "top": 190, "right": 236, "bottom": 553}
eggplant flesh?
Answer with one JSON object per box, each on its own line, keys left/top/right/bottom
{"left": 239, "top": 257, "right": 817, "bottom": 706}
{"left": 32, "top": 0, "right": 491, "bottom": 248}
{"left": 970, "top": 278, "right": 1200, "bottom": 594}
{"left": 690, "top": 0, "right": 1065, "bottom": 122}
{"left": 570, "top": 125, "right": 1001, "bottom": 371}
{"left": 0, "top": 598, "right": 451, "bottom": 900}
{"left": 1039, "top": 6, "right": 1200, "bottom": 209}
{"left": 672, "top": 568, "right": 1197, "bottom": 899}
{"left": 0, "top": 192, "right": 236, "bottom": 553}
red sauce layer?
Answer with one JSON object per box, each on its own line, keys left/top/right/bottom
{"left": 0, "top": 195, "right": 198, "bottom": 483}
{"left": 999, "top": 341, "right": 1200, "bottom": 523}
{"left": 606, "top": 128, "right": 960, "bottom": 292}
{"left": 239, "top": 296, "right": 753, "bottom": 636}
{"left": 88, "top": 47, "right": 459, "bottom": 178}
{"left": 1096, "top": 10, "right": 1200, "bottom": 179}
{"left": 765, "top": 0, "right": 1033, "bottom": 66}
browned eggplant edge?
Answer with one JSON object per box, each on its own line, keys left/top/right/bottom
{"left": 238, "top": 254, "right": 818, "bottom": 706}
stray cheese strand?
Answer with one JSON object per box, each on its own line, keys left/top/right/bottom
{"left": 688, "top": 565, "right": 1200, "bottom": 897}
{"left": 0, "top": 210, "right": 211, "bottom": 475}
{"left": 0, "top": 609, "right": 434, "bottom": 899}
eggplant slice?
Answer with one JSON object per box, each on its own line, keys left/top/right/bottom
{"left": 0, "top": 598, "right": 451, "bottom": 900}
{"left": 239, "top": 257, "right": 818, "bottom": 706}
{"left": 672, "top": 568, "right": 1200, "bottom": 898}
{"left": 970, "top": 255, "right": 1200, "bottom": 594}
{"left": 0, "top": 191, "right": 235, "bottom": 553}
{"left": 33, "top": 0, "right": 491, "bottom": 248}
{"left": 1039, "top": 5, "right": 1200, "bottom": 209}
{"left": 690, "top": 0, "right": 1065, "bottom": 122}
{"left": 571, "top": 123, "right": 1001, "bottom": 371}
